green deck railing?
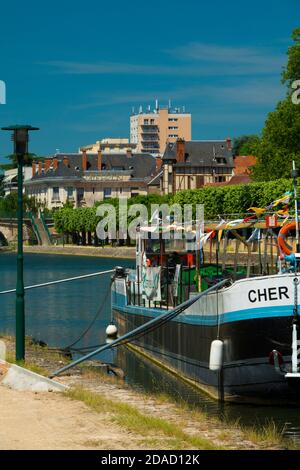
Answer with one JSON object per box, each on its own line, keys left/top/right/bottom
{"left": 40, "top": 212, "right": 52, "bottom": 244}
{"left": 27, "top": 211, "right": 42, "bottom": 245}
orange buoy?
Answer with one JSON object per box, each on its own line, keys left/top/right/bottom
{"left": 278, "top": 222, "right": 296, "bottom": 255}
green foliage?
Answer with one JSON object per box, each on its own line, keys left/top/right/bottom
{"left": 0, "top": 153, "right": 41, "bottom": 169}
{"left": 0, "top": 192, "right": 40, "bottom": 217}
{"left": 252, "top": 28, "right": 300, "bottom": 181}
{"left": 232, "top": 135, "right": 260, "bottom": 156}
{"left": 54, "top": 194, "right": 171, "bottom": 235}
{"left": 282, "top": 27, "right": 300, "bottom": 88}
{"left": 172, "top": 178, "right": 295, "bottom": 218}
{"left": 54, "top": 181, "right": 297, "bottom": 236}
{"left": 252, "top": 99, "right": 300, "bottom": 181}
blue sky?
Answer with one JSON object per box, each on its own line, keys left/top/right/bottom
{"left": 0, "top": 0, "right": 298, "bottom": 161}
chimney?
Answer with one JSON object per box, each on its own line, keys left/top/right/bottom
{"left": 63, "top": 155, "right": 69, "bottom": 168}
{"left": 176, "top": 138, "right": 185, "bottom": 163}
{"left": 53, "top": 157, "right": 58, "bottom": 170}
{"left": 44, "top": 158, "right": 52, "bottom": 172}
{"left": 126, "top": 148, "right": 132, "bottom": 158}
{"left": 226, "top": 137, "right": 232, "bottom": 150}
{"left": 97, "top": 148, "right": 102, "bottom": 172}
{"left": 38, "top": 161, "right": 43, "bottom": 175}
{"left": 156, "top": 156, "right": 162, "bottom": 170}
{"left": 81, "top": 149, "right": 88, "bottom": 171}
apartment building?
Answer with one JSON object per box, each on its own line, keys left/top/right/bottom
{"left": 25, "top": 150, "right": 157, "bottom": 210}
{"left": 130, "top": 102, "right": 191, "bottom": 155}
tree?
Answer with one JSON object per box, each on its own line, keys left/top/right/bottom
{"left": 0, "top": 153, "right": 43, "bottom": 170}
{"left": 232, "top": 135, "right": 260, "bottom": 156}
{"left": 282, "top": 28, "right": 300, "bottom": 88}
{"left": 252, "top": 28, "right": 300, "bottom": 181}
{"left": 0, "top": 192, "right": 40, "bottom": 216}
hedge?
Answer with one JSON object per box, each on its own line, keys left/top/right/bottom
{"left": 172, "top": 178, "right": 295, "bottom": 219}
{"left": 53, "top": 178, "right": 297, "bottom": 236}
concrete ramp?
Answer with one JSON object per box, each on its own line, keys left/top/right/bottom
{"left": 0, "top": 360, "right": 66, "bottom": 392}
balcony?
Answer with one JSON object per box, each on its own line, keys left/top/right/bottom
{"left": 141, "top": 137, "right": 159, "bottom": 143}
{"left": 141, "top": 127, "right": 159, "bottom": 134}
{"left": 141, "top": 146, "right": 160, "bottom": 153}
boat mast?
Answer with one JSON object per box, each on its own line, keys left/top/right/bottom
{"left": 292, "top": 160, "right": 300, "bottom": 253}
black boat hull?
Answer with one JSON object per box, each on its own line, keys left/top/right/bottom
{"left": 113, "top": 307, "right": 300, "bottom": 404}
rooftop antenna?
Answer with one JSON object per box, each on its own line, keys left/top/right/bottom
{"left": 139, "top": 105, "right": 143, "bottom": 114}
{"left": 148, "top": 105, "right": 151, "bottom": 112}
{"left": 183, "top": 105, "right": 185, "bottom": 113}
{"left": 155, "top": 99, "right": 159, "bottom": 112}
{"left": 168, "top": 99, "right": 171, "bottom": 110}
{"left": 212, "top": 145, "right": 217, "bottom": 162}
{"left": 132, "top": 106, "right": 135, "bottom": 115}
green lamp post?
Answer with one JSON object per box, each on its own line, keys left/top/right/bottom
{"left": 1, "top": 125, "right": 39, "bottom": 361}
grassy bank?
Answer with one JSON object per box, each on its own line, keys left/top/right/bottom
{"left": 66, "top": 386, "right": 221, "bottom": 450}
{"left": 1, "top": 335, "right": 297, "bottom": 450}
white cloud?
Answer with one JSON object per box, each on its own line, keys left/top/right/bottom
{"left": 69, "top": 79, "right": 284, "bottom": 111}
{"left": 43, "top": 40, "right": 286, "bottom": 78}
{"left": 169, "top": 42, "right": 284, "bottom": 68}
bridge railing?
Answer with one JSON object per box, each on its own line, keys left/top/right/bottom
{"left": 0, "top": 211, "right": 33, "bottom": 221}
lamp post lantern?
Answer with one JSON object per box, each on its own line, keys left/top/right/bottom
{"left": 1, "top": 125, "right": 39, "bottom": 361}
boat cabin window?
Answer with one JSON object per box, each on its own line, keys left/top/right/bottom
{"left": 164, "top": 238, "right": 186, "bottom": 253}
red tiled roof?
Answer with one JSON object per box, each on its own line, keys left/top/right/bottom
{"left": 234, "top": 155, "right": 256, "bottom": 175}
{"left": 204, "top": 174, "right": 252, "bottom": 187}
{"left": 227, "top": 174, "right": 252, "bottom": 185}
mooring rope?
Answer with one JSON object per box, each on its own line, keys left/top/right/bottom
{"left": 62, "top": 278, "right": 114, "bottom": 351}
{"left": 50, "top": 277, "right": 230, "bottom": 378}
{"left": 0, "top": 269, "right": 115, "bottom": 295}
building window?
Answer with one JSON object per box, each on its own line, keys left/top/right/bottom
{"left": 52, "top": 187, "right": 60, "bottom": 201}
{"left": 131, "top": 188, "right": 139, "bottom": 197}
{"left": 144, "top": 119, "right": 149, "bottom": 125}
{"left": 66, "top": 187, "right": 74, "bottom": 199}
{"left": 216, "top": 176, "right": 226, "bottom": 183}
{"left": 104, "top": 187, "right": 112, "bottom": 199}
{"left": 168, "top": 118, "right": 178, "bottom": 122}
{"left": 150, "top": 119, "right": 155, "bottom": 125}
{"left": 168, "top": 134, "right": 178, "bottom": 138}
{"left": 77, "top": 188, "right": 85, "bottom": 204}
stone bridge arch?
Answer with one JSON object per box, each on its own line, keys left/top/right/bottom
{"left": 0, "top": 222, "right": 17, "bottom": 244}
{"left": 0, "top": 230, "right": 8, "bottom": 246}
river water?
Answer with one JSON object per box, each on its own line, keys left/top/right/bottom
{"left": 1, "top": 252, "right": 300, "bottom": 444}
